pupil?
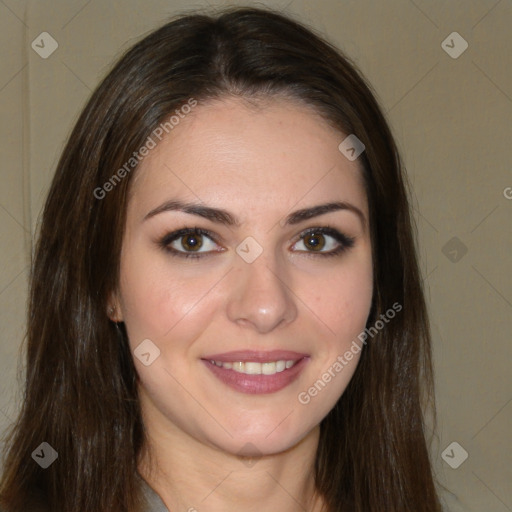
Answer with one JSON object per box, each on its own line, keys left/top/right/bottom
{"left": 183, "top": 234, "right": 202, "bottom": 251}
{"left": 305, "top": 233, "right": 324, "bottom": 251}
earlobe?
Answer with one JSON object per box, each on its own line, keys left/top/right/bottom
{"left": 107, "top": 305, "right": 116, "bottom": 321}
{"left": 107, "top": 297, "right": 123, "bottom": 322}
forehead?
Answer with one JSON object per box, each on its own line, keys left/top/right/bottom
{"left": 129, "top": 96, "right": 368, "bottom": 221}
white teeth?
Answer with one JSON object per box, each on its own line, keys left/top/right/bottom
{"left": 245, "top": 362, "right": 262, "bottom": 375}
{"left": 261, "top": 362, "right": 276, "bottom": 375}
{"left": 211, "top": 359, "right": 298, "bottom": 375}
{"left": 232, "top": 361, "right": 243, "bottom": 372}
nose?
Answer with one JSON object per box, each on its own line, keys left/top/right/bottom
{"left": 226, "top": 250, "right": 298, "bottom": 334}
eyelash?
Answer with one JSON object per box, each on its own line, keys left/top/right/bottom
{"left": 158, "top": 226, "right": 355, "bottom": 260}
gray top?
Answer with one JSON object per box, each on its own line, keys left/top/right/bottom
{"left": 0, "top": 477, "right": 169, "bottom": 512}
{"left": 140, "top": 477, "right": 170, "bottom": 512}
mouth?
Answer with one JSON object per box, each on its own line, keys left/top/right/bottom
{"left": 201, "top": 350, "right": 309, "bottom": 394}
{"left": 208, "top": 359, "right": 299, "bottom": 375}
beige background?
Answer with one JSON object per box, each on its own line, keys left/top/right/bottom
{"left": 0, "top": 0, "right": 510, "bottom": 510}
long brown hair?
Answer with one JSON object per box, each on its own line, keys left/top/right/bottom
{"left": 0, "top": 6, "right": 442, "bottom": 511}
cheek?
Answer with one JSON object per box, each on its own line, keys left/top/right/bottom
{"left": 307, "top": 258, "right": 373, "bottom": 347}
{"left": 119, "top": 237, "right": 373, "bottom": 355}
{"left": 118, "top": 251, "right": 221, "bottom": 346}
{"left": 295, "top": 261, "right": 372, "bottom": 413}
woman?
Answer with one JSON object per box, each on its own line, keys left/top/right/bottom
{"left": 0, "top": 6, "right": 442, "bottom": 511}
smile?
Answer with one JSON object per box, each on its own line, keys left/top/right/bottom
{"left": 202, "top": 350, "right": 309, "bottom": 394}
{"left": 209, "top": 359, "right": 298, "bottom": 375}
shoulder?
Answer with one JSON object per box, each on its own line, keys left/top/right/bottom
{"left": 139, "top": 477, "right": 170, "bottom": 512}
{"left": 0, "top": 479, "right": 169, "bottom": 512}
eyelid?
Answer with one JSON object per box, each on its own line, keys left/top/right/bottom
{"left": 160, "top": 227, "right": 220, "bottom": 247}
{"left": 159, "top": 227, "right": 223, "bottom": 259}
{"left": 158, "top": 225, "right": 355, "bottom": 258}
{"left": 292, "top": 226, "right": 355, "bottom": 254}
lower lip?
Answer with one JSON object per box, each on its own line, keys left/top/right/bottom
{"left": 202, "top": 357, "right": 309, "bottom": 394}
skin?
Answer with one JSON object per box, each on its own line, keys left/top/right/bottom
{"left": 110, "top": 95, "right": 373, "bottom": 511}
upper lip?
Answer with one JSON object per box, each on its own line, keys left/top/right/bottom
{"left": 202, "top": 350, "right": 309, "bottom": 363}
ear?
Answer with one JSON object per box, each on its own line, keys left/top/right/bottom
{"left": 107, "top": 292, "right": 123, "bottom": 322}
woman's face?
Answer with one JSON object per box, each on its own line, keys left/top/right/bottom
{"left": 114, "top": 96, "right": 373, "bottom": 456}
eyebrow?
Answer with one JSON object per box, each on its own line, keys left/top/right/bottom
{"left": 144, "top": 199, "right": 366, "bottom": 231}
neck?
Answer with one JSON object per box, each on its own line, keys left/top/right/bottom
{"left": 137, "top": 409, "right": 325, "bottom": 512}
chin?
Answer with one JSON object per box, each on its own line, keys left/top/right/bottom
{"left": 207, "top": 419, "right": 321, "bottom": 459}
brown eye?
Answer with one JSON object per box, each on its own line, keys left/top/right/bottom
{"left": 159, "top": 227, "right": 222, "bottom": 259}
{"left": 180, "top": 233, "right": 203, "bottom": 251}
{"left": 292, "top": 227, "right": 356, "bottom": 257}
{"left": 303, "top": 232, "right": 326, "bottom": 251}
